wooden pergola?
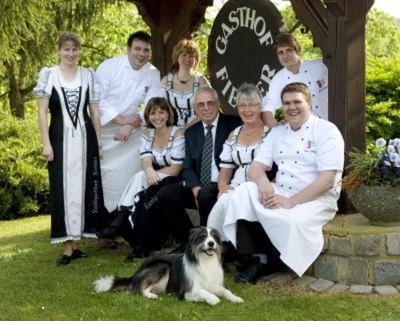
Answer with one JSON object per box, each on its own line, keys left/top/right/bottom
{"left": 130, "top": 0, "right": 374, "bottom": 211}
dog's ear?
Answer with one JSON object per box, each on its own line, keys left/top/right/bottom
{"left": 188, "top": 227, "right": 200, "bottom": 243}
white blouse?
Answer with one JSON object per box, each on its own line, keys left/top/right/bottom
{"left": 139, "top": 126, "right": 185, "bottom": 167}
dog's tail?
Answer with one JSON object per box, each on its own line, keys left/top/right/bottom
{"left": 94, "top": 275, "right": 133, "bottom": 293}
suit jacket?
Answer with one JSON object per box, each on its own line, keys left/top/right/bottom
{"left": 183, "top": 113, "right": 242, "bottom": 188}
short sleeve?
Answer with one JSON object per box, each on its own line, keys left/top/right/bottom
{"left": 316, "top": 123, "right": 345, "bottom": 172}
{"left": 33, "top": 67, "right": 53, "bottom": 98}
{"left": 139, "top": 132, "right": 153, "bottom": 158}
{"left": 170, "top": 134, "right": 185, "bottom": 164}
{"left": 261, "top": 72, "right": 284, "bottom": 115}
{"left": 87, "top": 67, "right": 101, "bottom": 103}
{"left": 219, "top": 140, "right": 236, "bottom": 169}
{"left": 254, "top": 128, "right": 276, "bottom": 168}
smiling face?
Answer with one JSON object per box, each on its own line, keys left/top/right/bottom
{"left": 178, "top": 51, "right": 197, "bottom": 70}
{"left": 58, "top": 40, "right": 80, "bottom": 66}
{"left": 236, "top": 96, "right": 261, "bottom": 125}
{"left": 148, "top": 106, "right": 169, "bottom": 129}
{"left": 195, "top": 90, "right": 220, "bottom": 125}
{"left": 282, "top": 91, "right": 312, "bottom": 130}
{"left": 127, "top": 39, "right": 151, "bottom": 69}
{"left": 276, "top": 45, "right": 300, "bottom": 70}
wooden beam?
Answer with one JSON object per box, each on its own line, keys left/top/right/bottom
{"left": 290, "top": 0, "right": 328, "bottom": 53}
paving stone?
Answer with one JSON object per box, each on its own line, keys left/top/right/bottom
{"left": 386, "top": 233, "right": 400, "bottom": 256}
{"left": 308, "top": 279, "right": 334, "bottom": 293}
{"left": 258, "top": 272, "right": 284, "bottom": 283}
{"left": 313, "top": 255, "right": 348, "bottom": 282}
{"left": 375, "top": 260, "right": 400, "bottom": 285}
{"left": 349, "top": 285, "right": 373, "bottom": 294}
{"left": 291, "top": 275, "right": 317, "bottom": 288}
{"left": 328, "top": 235, "right": 354, "bottom": 256}
{"left": 347, "top": 258, "right": 369, "bottom": 285}
{"left": 268, "top": 273, "right": 294, "bottom": 284}
{"left": 355, "top": 235, "right": 381, "bottom": 256}
{"left": 374, "top": 285, "right": 398, "bottom": 295}
{"left": 328, "top": 283, "right": 350, "bottom": 293}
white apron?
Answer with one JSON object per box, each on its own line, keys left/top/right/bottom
{"left": 223, "top": 182, "right": 337, "bottom": 276}
{"left": 100, "top": 124, "right": 143, "bottom": 211}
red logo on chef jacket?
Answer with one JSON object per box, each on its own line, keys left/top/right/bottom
{"left": 316, "top": 79, "right": 327, "bottom": 92}
{"left": 305, "top": 140, "right": 317, "bottom": 153}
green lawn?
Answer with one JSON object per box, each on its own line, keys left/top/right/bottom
{"left": 1, "top": 216, "right": 399, "bottom": 321}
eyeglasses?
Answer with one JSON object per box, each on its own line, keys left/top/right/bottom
{"left": 237, "top": 103, "right": 260, "bottom": 110}
{"left": 196, "top": 100, "right": 217, "bottom": 109}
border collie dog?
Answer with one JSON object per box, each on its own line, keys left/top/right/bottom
{"left": 94, "top": 227, "right": 243, "bottom": 305}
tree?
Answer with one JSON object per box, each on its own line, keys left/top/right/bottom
{"left": 0, "top": 0, "right": 132, "bottom": 118}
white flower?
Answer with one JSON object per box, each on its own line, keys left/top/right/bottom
{"left": 388, "top": 145, "right": 396, "bottom": 153}
{"left": 389, "top": 139, "right": 395, "bottom": 146}
{"left": 395, "top": 159, "right": 400, "bottom": 168}
{"left": 376, "top": 138, "right": 386, "bottom": 147}
{"left": 384, "top": 160, "right": 391, "bottom": 166}
{"left": 389, "top": 153, "right": 400, "bottom": 162}
{"left": 394, "top": 138, "right": 400, "bottom": 147}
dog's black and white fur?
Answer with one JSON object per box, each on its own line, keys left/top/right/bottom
{"left": 94, "top": 227, "right": 243, "bottom": 305}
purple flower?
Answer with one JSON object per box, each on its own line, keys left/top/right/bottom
{"left": 388, "top": 145, "right": 396, "bottom": 153}
{"left": 389, "top": 152, "right": 400, "bottom": 162}
{"left": 376, "top": 138, "right": 386, "bottom": 147}
{"left": 395, "top": 159, "right": 400, "bottom": 168}
{"left": 380, "top": 164, "right": 391, "bottom": 177}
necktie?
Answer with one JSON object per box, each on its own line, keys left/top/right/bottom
{"left": 200, "top": 125, "right": 213, "bottom": 186}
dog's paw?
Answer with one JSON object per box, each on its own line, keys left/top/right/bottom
{"left": 230, "top": 295, "right": 244, "bottom": 304}
{"left": 144, "top": 292, "right": 158, "bottom": 300}
{"left": 206, "top": 296, "right": 220, "bottom": 306}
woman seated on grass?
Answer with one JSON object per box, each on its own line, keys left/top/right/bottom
{"left": 98, "top": 97, "right": 185, "bottom": 262}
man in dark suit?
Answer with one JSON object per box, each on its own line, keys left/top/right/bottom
{"left": 158, "top": 86, "right": 242, "bottom": 243}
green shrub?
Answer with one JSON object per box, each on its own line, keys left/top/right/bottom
{"left": 0, "top": 109, "right": 49, "bottom": 219}
{"left": 365, "top": 57, "right": 400, "bottom": 144}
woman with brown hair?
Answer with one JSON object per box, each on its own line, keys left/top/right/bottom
{"left": 98, "top": 97, "right": 185, "bottom": 261}
{"left": 35, "top": 32, "right": 105, "bottom": 265}
{"left": 161, "top": 39, "right": 209, "bottom": 128}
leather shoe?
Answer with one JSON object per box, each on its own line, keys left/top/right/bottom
{"left": 235, "top": 261, "right": 268, "bottom": 284}
{"left": 71, "top": 249, "right": 88, "bottom": 260}
{"left": 57, "top": 255, "right": 72, "bottom": 266}
{"left": 125, "top": 249, "right": 146, "bottom": 263}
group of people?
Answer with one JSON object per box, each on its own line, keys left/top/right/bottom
{"left": 35, "top": 29, "right": 344, "bottom": 284}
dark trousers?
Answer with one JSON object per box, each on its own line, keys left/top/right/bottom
{"left": 158, "top": 182, "right": 218, "bottom": 243}
{"left": 236, "top": 220, "right": 281, "bottom": 265}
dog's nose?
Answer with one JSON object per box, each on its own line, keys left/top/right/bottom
{"left": 207, "top": 241, "right": 214, "bottom": 247}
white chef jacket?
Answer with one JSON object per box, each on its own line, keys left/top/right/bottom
{"left": 255, "top": 114, "right": 344, "bottom": 199}
{"left": 262, "top": 58, "right": 328, "bottom": 120}
{"left": 96, "top": 55, "right": 161, "bottom": 125}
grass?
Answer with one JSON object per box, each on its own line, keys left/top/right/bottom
{"left": 1, "top": 216, "right": 400, "bottom": 321}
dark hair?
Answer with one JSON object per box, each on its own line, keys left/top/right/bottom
{"left": 58, "top": 32, "right": 81, "bottom": 49}
{"left": 144, "top": 97, "right": 174, "bottom": 128}
{"left": 273, "top": 33, "right": 301, "bottom": 55}
{"left": 127, "top": 31, "right": 151, "bottom": 47}
{"left": 280, "top": 82, "right": 311, "bottom": 104}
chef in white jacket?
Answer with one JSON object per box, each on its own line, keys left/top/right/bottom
{"left": 223, "top": 82, "right": 344, "bottom": 282}
{"left": 96, "top": 31, "right": 161, "bottom": 211}
{"left": 262, "top": 33, "right": 328, "bottom": 127}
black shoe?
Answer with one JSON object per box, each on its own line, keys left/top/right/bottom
{"left": 57, "top": 255, "right": 72, "bottom": 266}
{"left": 235, "top": 262, "right": 268, "bottom": 284}
{"left": 71, "top": 249, "right": 88, "bottom": 260}
{"left": 125, "top": 249, "right": 146, "bottom": 263}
